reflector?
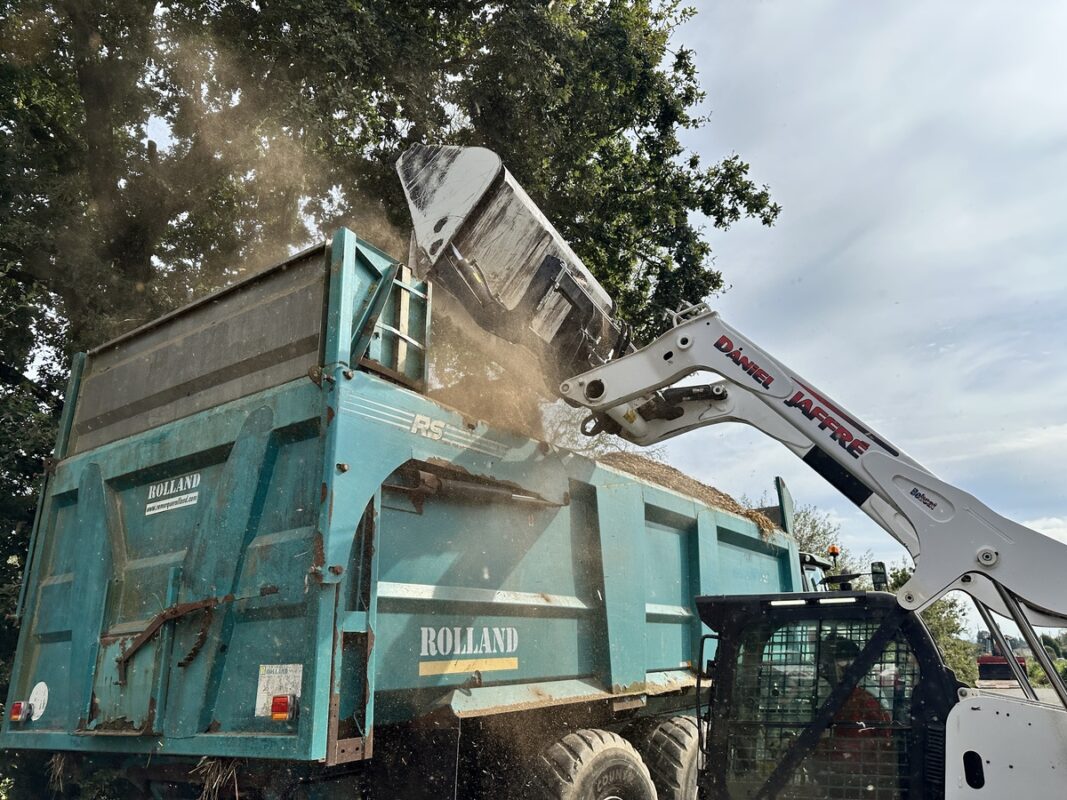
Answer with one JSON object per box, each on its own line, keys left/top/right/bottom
{"left": 9, "top": 701, "right": 30, "bottom": 723}
{"left": 270, "top": 694, "right": 295, "bottom": 722}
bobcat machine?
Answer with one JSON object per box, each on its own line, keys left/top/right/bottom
{"left": 402, "top": 145, "right": 1067, "bottom": 799}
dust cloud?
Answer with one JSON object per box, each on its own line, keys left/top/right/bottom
{"left": 422, "top": 277, "right": 653, "bottom": 457}
{"left": 421, "top": 279, "right": 776, "bottom": 532}
{"left": 425, "top": 288, "right": 553, "bottom": 441}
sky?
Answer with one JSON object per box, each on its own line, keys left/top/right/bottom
{"left": 664, "top": 2, "right": 1067, "bottom": 592}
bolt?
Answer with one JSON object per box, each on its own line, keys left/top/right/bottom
{"left": 343, "top": 369, "right": 354, "bottom": 379}
{"left": 961, "top": 574, "right": 973, "bottom": 584}
{"left": 903, "top": 592, "right": 915, "bottom": 604}
{"left": 560, "top": 382, "right": 570, "bottom": 394}
{"left": 337, "top": 463, "right": 350, "bottom": 473}
{"left": 328, "top": 565, "right": 344, "bottom": 576}
{"left": 977, "top": 547, "right": 998, "bottom": 566}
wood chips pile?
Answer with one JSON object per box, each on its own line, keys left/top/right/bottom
{"left": 598, "top": 451, "right": 778, "bottom": 536}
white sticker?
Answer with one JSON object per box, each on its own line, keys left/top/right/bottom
{"left": 145, "top": 472, "right": 201, "bottom": 516}
{"left": 145, "top": 491, "right": 199, "bottom": 516}
{"left": 28, "top": 681, "right": 48, "bottom": 721}
{"left": 255, "top": 664, "right": 303, "bottom": 717}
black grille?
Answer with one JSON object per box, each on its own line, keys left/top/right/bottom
{"left": 721, "top": 618, "right": 918, "bottom": 799}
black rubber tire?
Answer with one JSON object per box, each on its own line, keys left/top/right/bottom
{"left": 531, "top": 728, "right": 658, "bottom": 800}
{"left": 636, "top": 715, "right": 702, "bottom": 800}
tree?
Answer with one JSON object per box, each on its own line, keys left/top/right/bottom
{"left": 1, "top": 2, "right": 779, "bottom": 794}
{"left": 786, "top": 503, "right": 871, "bottom": 584}
{"left": 1041, "top": 633, "right": 1061, "bottom": 660}
{"left": 2, "top": 0, "right": 778, "bottom": 355}
{"left": 0, "top": 278, "right": 68, "bottom": 799}
{"left": 888, "top": 564, "right": 978, "bottom": 686}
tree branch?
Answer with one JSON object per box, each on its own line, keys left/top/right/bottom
{"left": 0, "top": 362, "right": 58, "bottom": 406}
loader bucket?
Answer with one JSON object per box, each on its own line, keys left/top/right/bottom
{"left": 397, "top": 144, "right": 626, "bottom": 382}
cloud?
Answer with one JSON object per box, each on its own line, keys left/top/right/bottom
{"left": 1024, "top": 517, "right": 1067, "bottom": 545}
{"left": 662, "top": 2, "right": 1067, "bottom": 559}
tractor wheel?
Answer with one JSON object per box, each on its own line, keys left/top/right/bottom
{"left": 531, "top": 728, "right": 657, "bottom": 800}
{"left": 635, "top": 715, "right": 703, "bottom": 800}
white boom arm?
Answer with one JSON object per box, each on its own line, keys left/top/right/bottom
{"left": 560, "top": 304, "right": 1067, "bottom": 641}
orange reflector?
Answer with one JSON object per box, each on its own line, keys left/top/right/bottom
{"left": 9, "top": 701, "right": 30, "bottom": 723}
{"left": 270, "top": 694, "right": 295, "bottom": 722}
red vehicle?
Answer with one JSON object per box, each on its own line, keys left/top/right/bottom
{"left": 976, "top": 632, "right": 1028, "bottom": 685}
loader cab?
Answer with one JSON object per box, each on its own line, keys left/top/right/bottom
{"left": 695, "top": 592, "right": 962, "bottom": 800}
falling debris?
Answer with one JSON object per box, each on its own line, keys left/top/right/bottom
{"left": 47, "top": 752, "right": 69, "bottom": 793}
{"left": 191, "top": 756, "right": 241, "bottom": 800}
{"left": 426, "top": 287, "right": 553, "bottom": 440}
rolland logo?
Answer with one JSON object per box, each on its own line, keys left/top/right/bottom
{"left": 147, "top": 472, "right": 201, "bottom": 500}
{"left": 420, "top": 626, "right": 518, "bottom": 658}
{"left": 145, "top": 472, "right": 201, "bottom": 516}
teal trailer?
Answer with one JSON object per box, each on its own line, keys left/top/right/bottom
{"left": 1, "top": 230, "right": 800, "bottom": 797}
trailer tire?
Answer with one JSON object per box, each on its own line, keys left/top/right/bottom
{"left": 636, "top": 715, "right": 703, "bottom": 800}
{"left": 532, "top": 728, "right": 657, "bottom": 800}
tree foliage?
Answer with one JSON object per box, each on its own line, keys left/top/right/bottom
{"left": 889, "top": 564, "right": 978, "bottom": 686}
{"left": 2, "top": 0, "right": 778, "bottom": 353}
{"left": 0, "top": 1, "right": 778, "bottom": 793}
{"left": 1040, "top": 633, "right": 1061, "bottom": 660}
{"left": 787, "top": 503, "right": 871, "bottom": 585}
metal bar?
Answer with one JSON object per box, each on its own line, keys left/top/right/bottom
{"left": 695, "top": 632, "right": 718, "bottom": 761}
{"left": 994, "top": 583, "right": 1067, "bottom": 709}
{"left": 974, "top": 599, "right": 1037, "bottom": 701}
{"left": 117, "top": 595, "right": 232, "bottom": 685}
{"left": 384, "top": 470, "right": 561, "bottom": 508}
{"left": 374, "top": 322, "right": 425, "bottom": 349}
{"left": 53, "top": 352, "right": 86, "bottom": 459}
{"left": 357, "top": 356, "right": 423, "bottom": 391}
{"left": 116, "top": 586, "right": 279, "bottom": 684}
{"left": 396, "top": 263, "right": 412, "bottom": 373}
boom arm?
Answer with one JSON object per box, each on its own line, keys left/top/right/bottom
{"left": 560, "top": 304, "right": 1067, "bottom": 634}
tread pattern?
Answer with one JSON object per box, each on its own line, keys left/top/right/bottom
{"left": 532, "top": 728, "right": 656, "bottom": 800}
{"left": 637, "top": 715, "right": 702, "bottom": 800}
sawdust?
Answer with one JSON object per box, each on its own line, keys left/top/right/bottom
{"left": 191, "top": 756, "right": 240, "bottom": 800}
{"left": 598, "top": 451, "right": 778, "bottom": 536}
{"left": 426, "top": 288, "right": 552, "bottom": 440}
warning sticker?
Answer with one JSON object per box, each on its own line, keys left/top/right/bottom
{"left": 255, "top": 664, "right": 303, "bottom": 717}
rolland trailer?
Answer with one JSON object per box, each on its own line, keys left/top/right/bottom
{"left": 1, "top": 155, "right": 805, "bottom": 798}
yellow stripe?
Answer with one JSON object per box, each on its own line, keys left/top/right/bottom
{"left": 418, "top": 657, "right": 519, "bottom": 676}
